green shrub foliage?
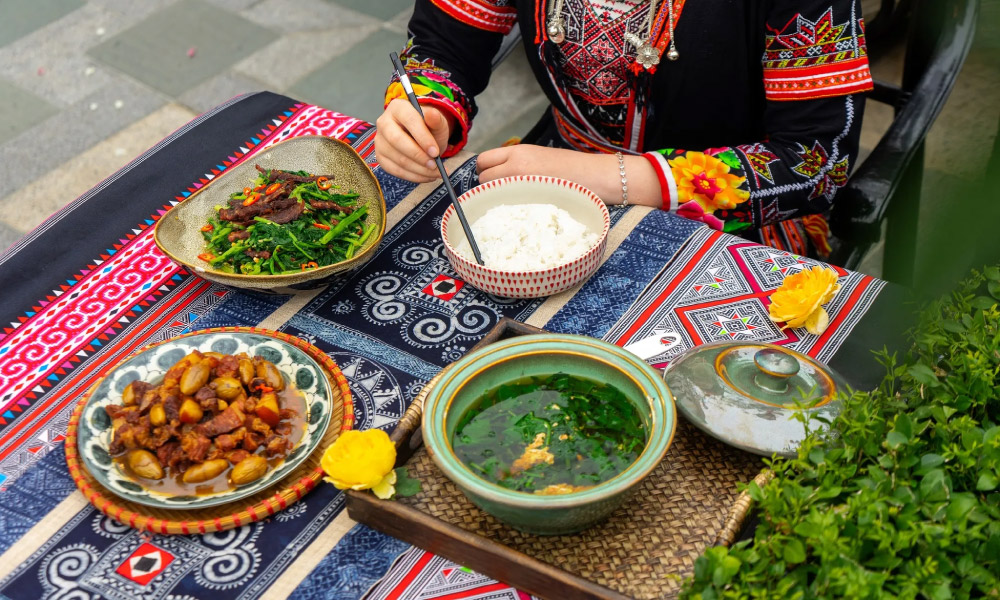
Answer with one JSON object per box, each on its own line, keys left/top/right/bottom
{"left": 681, "top": 267, "right": 1000, "bottom": 599}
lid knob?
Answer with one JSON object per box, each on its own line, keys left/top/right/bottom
{"left": 753, "top": 348, "right": 799, "bottom": 394}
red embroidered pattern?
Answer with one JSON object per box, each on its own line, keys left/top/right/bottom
{"left": 764, "top": 57, "right": 873, "bottom": 101}
{"left": 0, "top": 105, "right": 371, "bottom": 416}
{"left": 429, "top": 0, "right": 517, "bottom": 33}
{"left": 763, "top": 8, "right": 873, "bottom": 101}
{"left": 739, "top": 142, "right": 781, "bottom": 186}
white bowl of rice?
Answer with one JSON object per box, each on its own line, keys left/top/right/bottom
{"left": 441, "top": 175, "right": 610, "bottom": 298}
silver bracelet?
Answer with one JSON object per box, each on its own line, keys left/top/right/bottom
{"left": 615, "top": 151, "right": 628, "bottom": 207}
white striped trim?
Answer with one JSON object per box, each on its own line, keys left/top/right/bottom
{"left": 645, "top": 152, "right": 679, "bottom": 211}
{"left": 765, "top": 64, "right": 871, "bottom": 83}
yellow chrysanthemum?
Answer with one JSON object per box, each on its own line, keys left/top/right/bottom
{"left": 321, "top": 429, "right": 397, "bottom": 499}
{"left": 768, "top": 266, "right": 840, "bottom": 335}
{"left": 669, "top": 152, "right": 750, "bottom": 212}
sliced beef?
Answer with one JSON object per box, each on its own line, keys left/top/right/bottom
{"left": 267, "top": 201, "right": 304, "bottom": 224}
{"left": 308, "top": 200, "right": 353, "bottom": 213}
{"left": 218, "top": 202, "right": 269, "bottom": 224}
{"left": 256, "top": 164, "right": 326, "bottom": 183}
{"left": 227, "top": 230, "right": 250, "bottom": 242}
{"left": 245, "top": 249, "right": 272, "bottom": 260}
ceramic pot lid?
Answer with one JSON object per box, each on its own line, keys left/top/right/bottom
{"left": 663, "top": 341, "right": 847, "bottom": 457}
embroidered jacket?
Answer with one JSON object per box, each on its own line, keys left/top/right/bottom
{"left": 385, "top": 0, "right": 873, "bottom": 256}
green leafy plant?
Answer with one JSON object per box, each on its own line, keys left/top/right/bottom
{"left": 681, "top": 266, "right": 1000, "bottom": 599}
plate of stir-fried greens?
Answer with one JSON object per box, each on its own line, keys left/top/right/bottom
{"left": 202, "top": 165, "right": 376, "bottom": 275}
{"left": 154, "top": 136, "right": 385, "bottom": 291}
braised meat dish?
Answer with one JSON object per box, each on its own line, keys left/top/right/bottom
{"left": 104, "top": 350, "right": 304, "bottom": 493}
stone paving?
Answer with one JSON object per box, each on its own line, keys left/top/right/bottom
{"left": 0, "top": 0, "right": 996, "bottom": 284}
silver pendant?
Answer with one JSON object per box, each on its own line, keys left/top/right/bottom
{"left": 666, "top": 47, "right": 680, "bottom": 61}
{"left": 635, "top": 42, "right": 661, "bottom": 69}
{"left": 547, "top": 19, "right": 565, "bottom": 43}
{"left": 624, "top": 32, "right": 660, "bottom": 70}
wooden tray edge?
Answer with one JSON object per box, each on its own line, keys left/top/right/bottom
{"left": 346, "top": 489, "right": 630, "bottom": 600}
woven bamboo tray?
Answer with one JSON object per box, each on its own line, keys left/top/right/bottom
{"left": 65, "top": 327, "right": 353, "bottom": 535}
{"left": 347, "top": 319, "right": 769, "bottom": 600}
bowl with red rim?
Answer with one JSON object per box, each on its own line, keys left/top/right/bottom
{"left": 441, "top": 176, "right": 610, "bottom": 298}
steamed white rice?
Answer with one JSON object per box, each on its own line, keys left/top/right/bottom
{"left": 454, "top": 203, "right": 599, "bottom": 271}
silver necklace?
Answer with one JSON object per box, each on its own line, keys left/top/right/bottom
{"left": 546, "top": 0, "right": 679, "bottom": 66}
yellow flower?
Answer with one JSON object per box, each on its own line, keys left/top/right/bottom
{"left": 669, "top": 152, "right": 750, "bottom": 213}
{"left": 321, "top": 429, "right": 397, "bottom": 499}
{"left": 768, "top": 266, "right": 840, "bottom": 335}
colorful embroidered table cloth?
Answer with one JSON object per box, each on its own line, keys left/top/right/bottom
{"left": 0, "top": 92, "right": 903, "bottom": 600}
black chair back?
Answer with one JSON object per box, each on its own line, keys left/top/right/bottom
{"left": 828, "top": 0, "right": 980, "bottom": 284}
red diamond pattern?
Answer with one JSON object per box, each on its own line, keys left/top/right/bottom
{"left": 422, "top": 275, "right": 464, "bottom": 302}
{"left": 116, "top": 543, "right": 174, "bottom": 586}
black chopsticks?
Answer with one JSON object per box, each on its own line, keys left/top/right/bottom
{"left": 389, "top": 52, "right": 484, "bottom": 266}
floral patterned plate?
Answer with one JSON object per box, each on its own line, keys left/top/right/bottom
{"left": 76, "top": 330, "right": 333, "bottom": 510}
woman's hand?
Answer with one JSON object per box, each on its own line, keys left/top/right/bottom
{"left": 375, "top": 99, "right": 453, "bottom": 183}
{"left": 477, "top": 145, "right": 662, "bottom": 208}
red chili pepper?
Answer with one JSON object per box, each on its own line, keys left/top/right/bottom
{"left": 254, "top": 185, "right": 266, "bottom": 192}
{"left": 255, "top": 384, "right": 274, "bottom": 393}
{"left": 313, "top": 222, "right": 331, "bottom": 231}
{"left": 300, "top": 261, "right": 319, "bottom": 270}
{"left": 197, "top": 252, "right": 215, "bottom": 262}
{"left": 243, "top": 187, "right": 253, "bottom": 196}
{"left": 243, "top": 193, "right": 261, "bottom": 206}
{"left": 200, "top": 223, "right": 214, "bottom": 232}
{"left": 265, "top": 183, "right": 281, "bottom": 195}
{"left": 316, "top": 176, "right": 333, "bottom": 190}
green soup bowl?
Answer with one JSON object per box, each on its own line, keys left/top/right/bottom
{"left": 421, "top": 334, "right": 676, "bottom": 535}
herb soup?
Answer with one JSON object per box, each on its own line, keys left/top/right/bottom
{"left": 452, "top": 373, "right": 647, "bottom": 495}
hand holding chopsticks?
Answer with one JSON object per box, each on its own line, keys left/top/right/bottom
{"left": 389, "top": 52, "right": 484, "bottom": 265}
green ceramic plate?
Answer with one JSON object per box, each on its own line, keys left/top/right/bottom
{"left": 154, "top": 135, "right": 386, "bottom": 292}
{"left": 76, "top": 330, "right": 333, "bottom": 510}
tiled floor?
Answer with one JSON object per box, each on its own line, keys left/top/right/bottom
{"left": 0, "top": 0, "right": 996, "bottom": 288}
{"left": 88, "top": 0, "right": 278, "bottom": 97}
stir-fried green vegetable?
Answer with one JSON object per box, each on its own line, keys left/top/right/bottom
{"left": 199, "top": 168, "right": 376, "bottom": 275}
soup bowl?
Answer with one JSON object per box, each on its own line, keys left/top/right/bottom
{"left": 421, "top": 334, "right": 675, "bottom": 535}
